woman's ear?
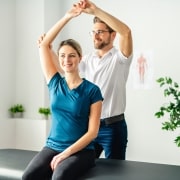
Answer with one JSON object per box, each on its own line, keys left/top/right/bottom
{"left": 79, "top": 56, "right": 82, "bottom": 63}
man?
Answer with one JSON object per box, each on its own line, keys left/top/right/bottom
{"left": 78, "top": 0, "right": 133, "bottom": 160}
{"left": 43, "top": 0, "right": 133, "bottom": 160}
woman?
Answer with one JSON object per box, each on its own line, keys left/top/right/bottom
{"left": 22, "top": 3, "right": 103, "bottom": 180}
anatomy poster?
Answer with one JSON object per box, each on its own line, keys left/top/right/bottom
{"left": 131, "top": 50, "right": 154, "bottom": 89}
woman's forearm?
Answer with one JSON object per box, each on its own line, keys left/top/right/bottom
{"left": 40, "top": 15, "right": 72, "bottom": 47}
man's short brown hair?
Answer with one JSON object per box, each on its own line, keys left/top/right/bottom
{"left": 93, "top": 17, "right": 115, "bottom": 33}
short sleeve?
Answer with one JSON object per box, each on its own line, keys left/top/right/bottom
{"left": 89, "top": 84, "right": 104, "bottom": 105}
{"left": 47, "top": 73, "right": 62, "bottom": 90}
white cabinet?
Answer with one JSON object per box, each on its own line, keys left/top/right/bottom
{"left": 15, "top": 118, "right": 50, "bottom": 151}
{"left": 0, "top": 118, "right": 50, "bottom": 151}
{"left": 0, "top": 119, "right": 16, "bottom": 148}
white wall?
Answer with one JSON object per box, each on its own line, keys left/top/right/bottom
{"left": 0, "top": 0, "right": 180, "bottom": 165}
{"left": 15, "top": 0, "right": 45, "bottom": 118}
{"left": 0, "top": 0, "right": 16, "bottom": 118}
{"left": 0, "top": 0, "right": 16, "bottom": 148}
{"left": 58, "top": 0, "right": 180, "bottom": 165}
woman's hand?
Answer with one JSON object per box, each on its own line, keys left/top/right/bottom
{"left": 37, "top": 34, "right": 53, "bottom": 49}
{"left": 50, "top": 152, "right": 69, "bottom": 170}
{"left": 37, "top": 34, "right": 45, "bottom": 48}
{"left": 65, "top": 2, "right": 84, "bottom": 19}
{"left": 75, "top": 0, "right": 97, "bottom": 15}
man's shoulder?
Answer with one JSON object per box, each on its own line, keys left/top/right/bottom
{"left": 83, "top": 52, "right": 96, "bottom": 60}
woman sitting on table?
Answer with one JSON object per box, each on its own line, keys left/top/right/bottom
{"left": 22, "top": 2, "right": 103, "bottom": 180}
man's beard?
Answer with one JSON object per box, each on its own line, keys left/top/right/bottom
{"left": 94, "top": 37, "right": 111, "bottom": 49}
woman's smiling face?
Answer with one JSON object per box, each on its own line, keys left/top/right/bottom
{"left": 58, "top": 45, "right": 81, "bottom": 73}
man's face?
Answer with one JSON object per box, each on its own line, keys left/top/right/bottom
{"left": 92, "top": 23, "right": 112, "bottom": 49}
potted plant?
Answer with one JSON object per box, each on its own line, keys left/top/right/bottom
{"left": 155, "top": 77, "right": 180, "bottom": 147}
{"left": 38, "top": 107, "right": 51, "bottom": 120}
{"left": 9, "top": 104, "right": 25, "bottom": 118}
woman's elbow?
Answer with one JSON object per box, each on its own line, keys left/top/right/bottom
{"left": 89, "top": 128, "right": 99, "bottom": 140}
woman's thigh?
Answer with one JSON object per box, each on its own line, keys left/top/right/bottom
{"left": 52, "top": 149, "right": 95, "bottom": 180}
{"left": 22, "top": 147, "right": 58, "bottom": 180}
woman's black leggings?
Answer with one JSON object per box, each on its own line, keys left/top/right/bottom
{"left": 22, "top": 146, "right": 95, "bottom": 180}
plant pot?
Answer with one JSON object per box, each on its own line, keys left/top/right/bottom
{"left": 41, "top": 115, "right": 49, "bottom": 120}
{"left": 11, "top": 112, "right": 23, "bottom": 118}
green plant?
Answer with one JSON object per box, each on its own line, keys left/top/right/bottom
{"left": 38, "top": 107, "right": 51, "bottom": 119}
{"left": 155, "top": 77, "right": 180, "bottom": 147}
{"left": 9, "top": 104, "right": 25, "bottom": 114}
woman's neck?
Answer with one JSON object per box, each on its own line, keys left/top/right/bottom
{"left": 65, "top": 73, "right": 83, "bottom": 90}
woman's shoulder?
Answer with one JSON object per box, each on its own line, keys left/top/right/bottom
{"left": 82, "top": 79, "right": 103, "bottom": 101}
{"left": 48, "top": 72, "right": 63, "bottom": 88}
{"left": 83, "top": 79, "right": 100, "bottom": 90}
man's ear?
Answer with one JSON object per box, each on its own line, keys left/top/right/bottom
{"left": 111, "top": 31, "right": 116, "bottom": 40}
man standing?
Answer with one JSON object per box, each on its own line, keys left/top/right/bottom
{"left": 78, "top": 0, "right": 133, "bottom": 160}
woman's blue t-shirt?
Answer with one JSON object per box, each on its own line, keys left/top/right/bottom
{"left": 46, "top": 73, "right": 103, "bottom": 152}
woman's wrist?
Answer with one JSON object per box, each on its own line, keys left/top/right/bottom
{"left": 63, "top": 14, "right": 73, "bottom": 21}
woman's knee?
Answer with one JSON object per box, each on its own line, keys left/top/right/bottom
{"left": 22, "top": 170, "right": 33, "bottom": 180}
{"left": 52, "top": 169, "right": 74, "bottom": 180}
